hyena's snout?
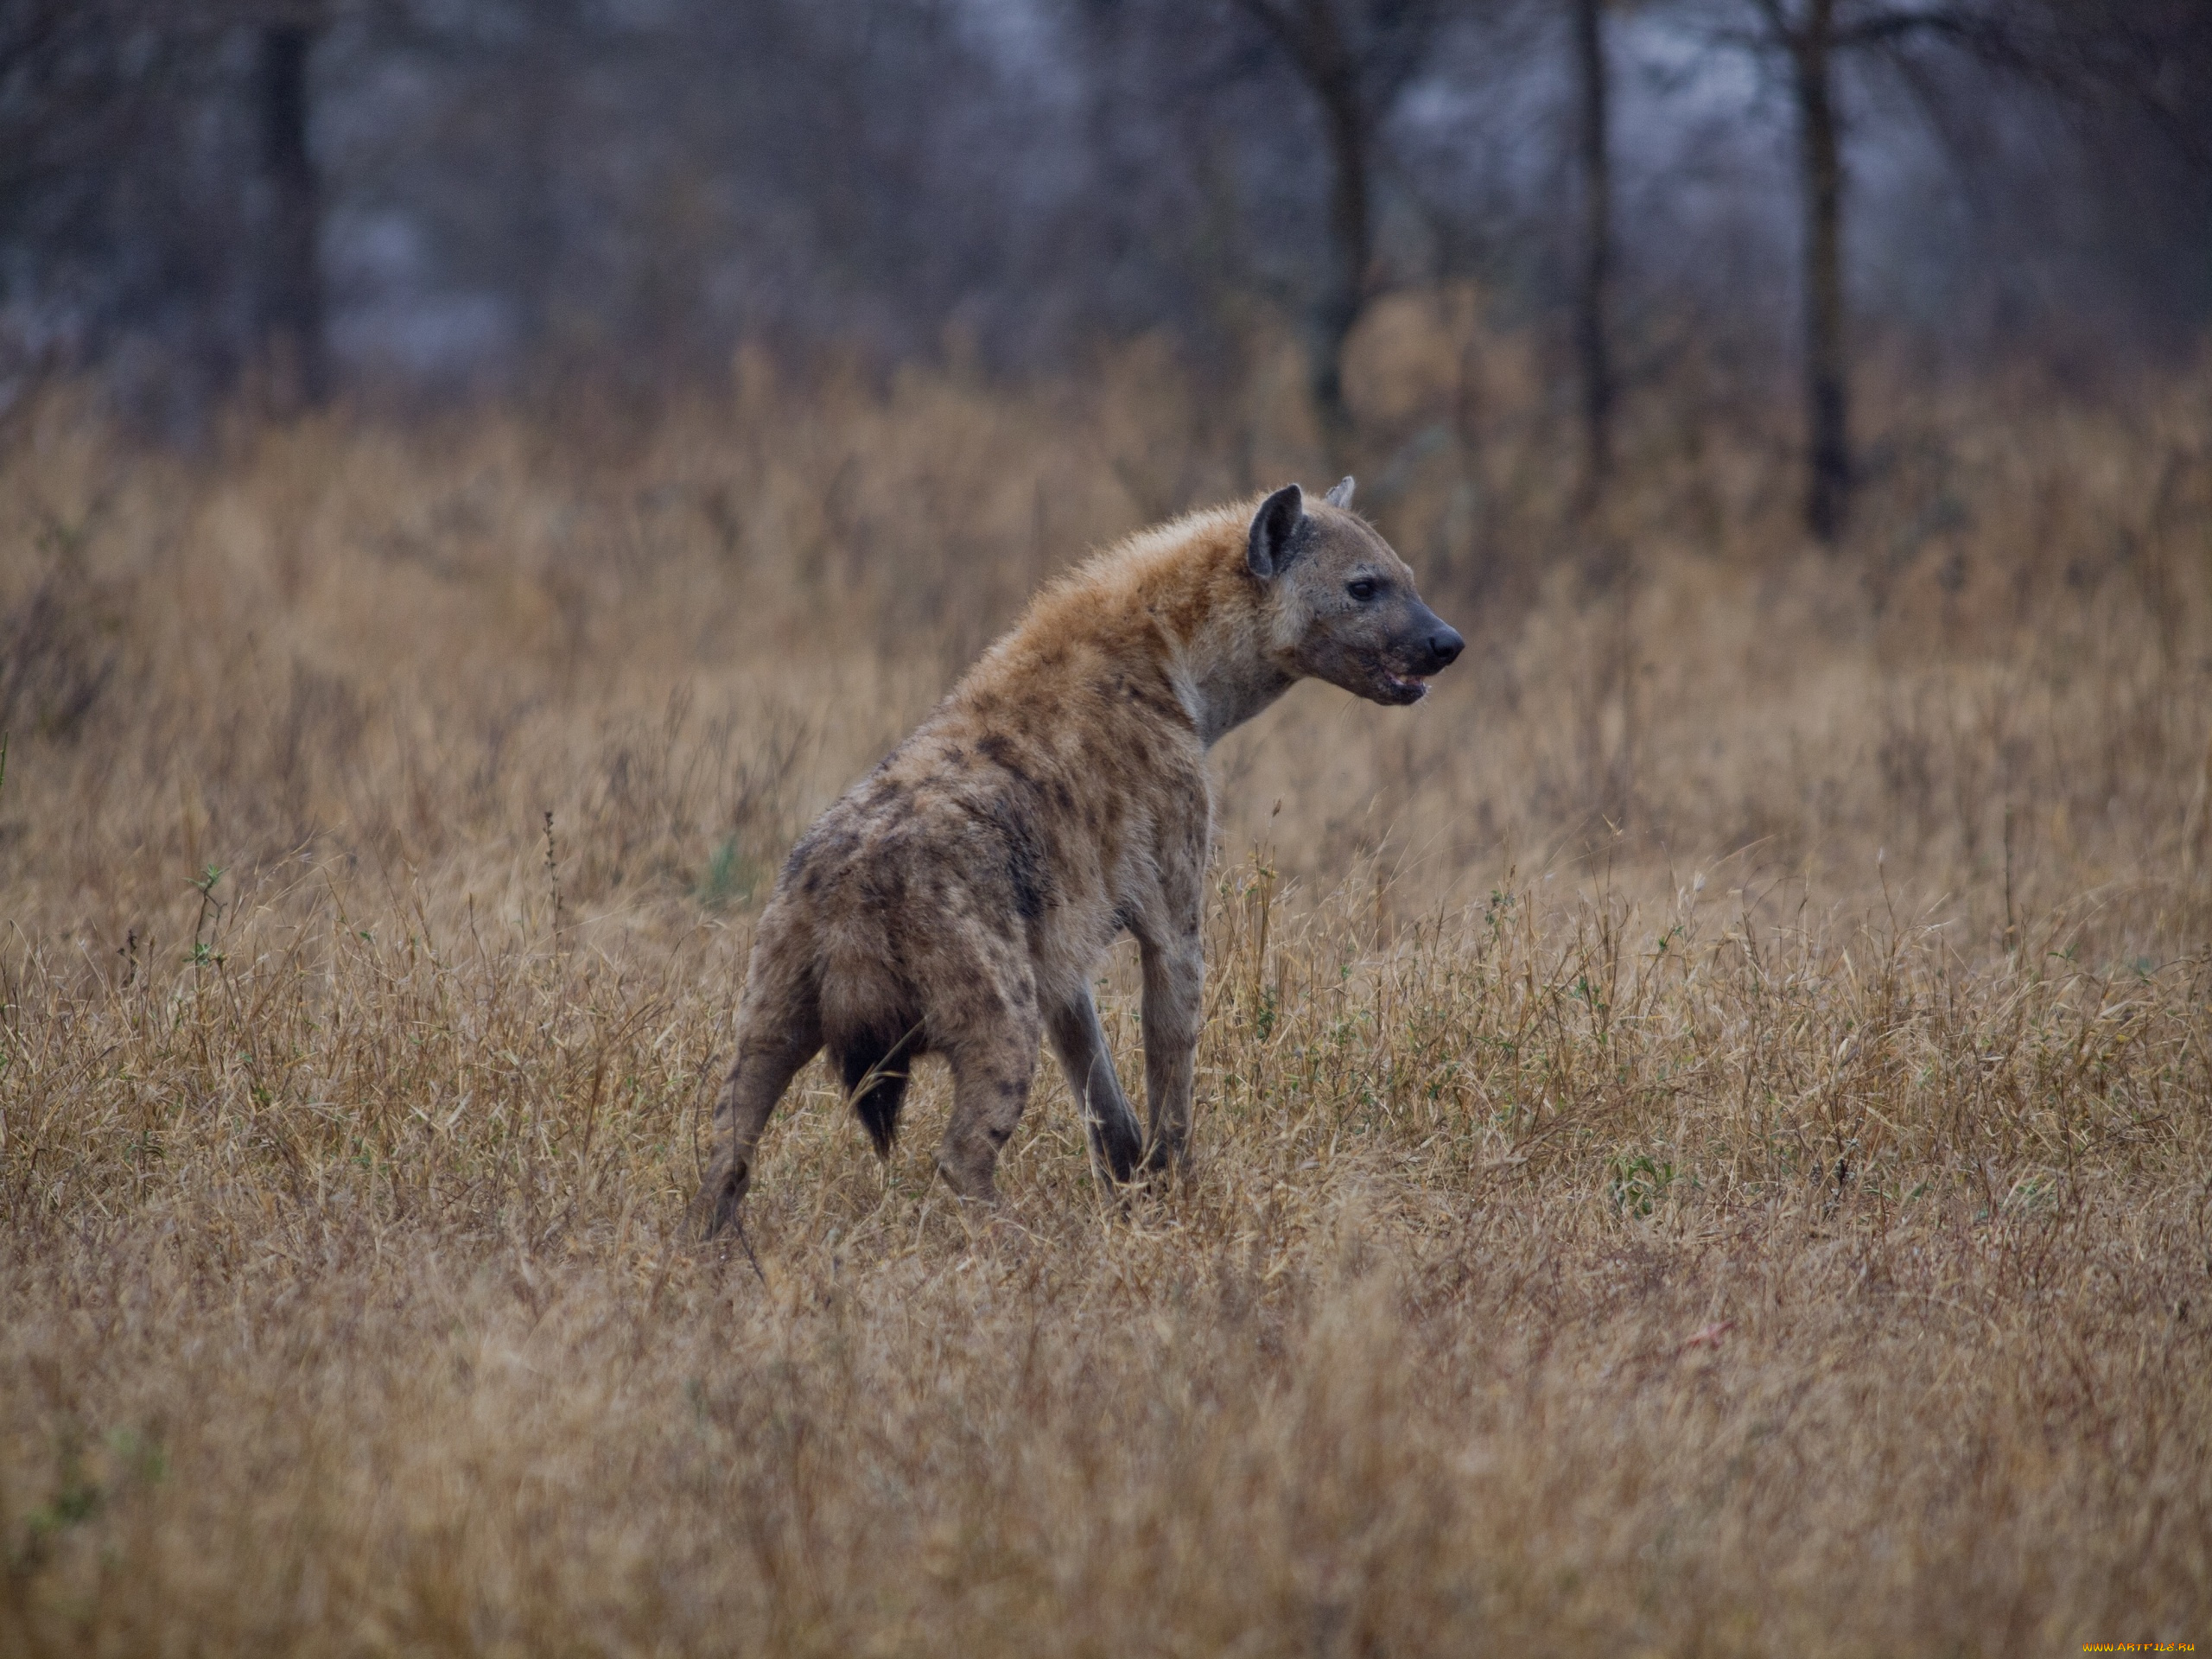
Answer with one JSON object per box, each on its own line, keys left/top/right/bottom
{"left": 1410, "top": 609, "right": 1465, "bottom": 674}
{"left": 1371, "top": 601, "right": 1464, "bottom": 702}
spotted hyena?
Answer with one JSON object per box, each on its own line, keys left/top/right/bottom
{"left": 695, "top": 478, "right": 1463, "bottom": 1235}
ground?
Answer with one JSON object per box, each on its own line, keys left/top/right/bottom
{"left": 3, "top": 323, "right": 2208, "bottom": 1653}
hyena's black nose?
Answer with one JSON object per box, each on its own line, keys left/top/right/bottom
{"left": 1424, "top": 626, "right": 1465, "bottom": 671}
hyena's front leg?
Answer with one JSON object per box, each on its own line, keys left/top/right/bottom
{"left": 1046, "top": 987, "right": 1143, "bottom": 1183}
{"left": 1138, "top": 931, "right": 1204, "bottom": 1173}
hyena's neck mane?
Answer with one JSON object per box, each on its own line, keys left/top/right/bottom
{"left": 988, "top": 500, "right": 1293, "bottom": 747}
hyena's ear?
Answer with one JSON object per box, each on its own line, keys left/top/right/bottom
{"left": 1247, "top": 483, "right": 1306, "bottom": 580}
{"left": 1324, "top": 476, "right": 1355, "bottom": 509}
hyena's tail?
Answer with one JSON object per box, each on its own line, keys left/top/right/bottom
{"left": 836, "top": 1020, "right": 924, "bottom": 1159}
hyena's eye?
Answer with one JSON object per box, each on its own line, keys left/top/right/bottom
{"left": 1346, "top": 577, "right": 1380, "bottom": 602}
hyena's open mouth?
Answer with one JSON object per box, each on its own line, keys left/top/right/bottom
{"left": 1376, "top": 666, "right": 1432, "bottom": 703}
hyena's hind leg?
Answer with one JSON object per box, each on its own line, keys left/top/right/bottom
{"left": 937, "top": 992, "right": 1043, "bottom": 1205}
{"left": 695, "top": 975, "right": 822, "bottom": 1240}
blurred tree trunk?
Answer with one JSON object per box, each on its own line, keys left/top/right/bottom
{"left": 1572, "top": 0, "right": 1614, "bottom": 504}
{"left": 512, "top": 0, "right": 576, "bottom": 362}
{"left": 258, "top": 21, "right": 326, "bottom": 410}
{"left": 1787, "top": 0, "right": 1849, "bottom": 543}
{"left": 1735, "top": 0, "right": 1853, "bottom": 542}
{"left": 1311, "top": 44, "right": 1370, "bottom": 469}
{"left": 1236, "top": 0, "right": 1373, "bottom": 470}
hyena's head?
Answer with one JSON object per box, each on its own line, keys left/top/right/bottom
{"left": 1246, "top": 478, "right": 1464, "bottom": 706}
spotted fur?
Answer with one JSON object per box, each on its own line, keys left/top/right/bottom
{"left": 695, "top": 479, "right": 1463, "bottom": 1232}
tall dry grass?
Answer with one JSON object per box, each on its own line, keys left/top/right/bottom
{"left": 3, "top": 302, "right": 2209, "bottom": 1654}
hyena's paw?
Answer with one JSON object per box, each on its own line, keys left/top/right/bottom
{"left": 1090, "top": 1118, "right": 1144, "bottom": 1186}
{"left": 1138, "top": 1136, "right": 1191, "bottom": 1182}
{"left": 932, "top": 1148, "right": 1003, "bottom": 1207}
{"left": 693, "top": 1154, "right": 753, "bottom": 1242}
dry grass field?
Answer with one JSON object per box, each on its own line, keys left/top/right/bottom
{"left": 3, "top": 304, "right": 2210, "bottom": 1654}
